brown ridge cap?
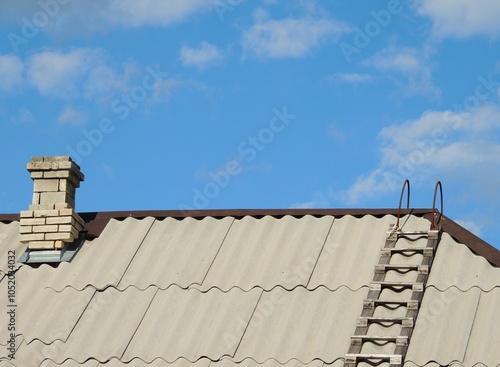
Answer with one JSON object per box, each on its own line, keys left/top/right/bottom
{"left": 423, "top": 213, "right": 500, "bottom": 267}
{"left": 82, "top": 207, "right": 432, "bottom": 220}
{"left": 0, "top": 213, "right": 19, "bottom": 222}
{"left": 2, "top": 208, "right": 498, "bottom": 267}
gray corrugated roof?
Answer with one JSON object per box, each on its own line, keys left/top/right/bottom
{"left": 121, "top": 216, "right": 234, "bottom": 290}
{"left": 0, "top": 213, "right": 499, "bottom": 366}
{"left": 200, "top": 215, "right": 335, "bottom": 291}
{"left": 0, "top": 222, "right": 20, "bottom": 276}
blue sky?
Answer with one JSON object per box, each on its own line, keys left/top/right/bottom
{"left": 0, "top": 0, "right": 500, "bottom": 248}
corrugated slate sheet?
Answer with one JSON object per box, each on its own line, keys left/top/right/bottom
{"left": 0, "top": 214, "right": 499, "bottom": 367}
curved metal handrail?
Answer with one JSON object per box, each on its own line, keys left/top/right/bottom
{"left": 396, "top": 179, "right": 411, "bottom": 229}
{"left": 431, "top": 181, "right": 443, "bottom": 230}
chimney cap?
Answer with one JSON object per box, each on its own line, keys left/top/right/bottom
{"left": 27, "top": 156, "right": 84, "bottom": 183}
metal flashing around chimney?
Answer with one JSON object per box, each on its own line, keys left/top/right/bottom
{"left": 18, "top": 232, "right": 85, "bottom": 264}
{"left": 18, "top": 156, "right": 85, "bottom": 264}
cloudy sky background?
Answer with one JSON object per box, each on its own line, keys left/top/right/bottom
{"left": 1, "top": 0, "right": 499, "bottom": 248}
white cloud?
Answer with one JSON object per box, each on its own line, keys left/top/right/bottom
{"left": 368, "top": 46, "right": 423, "bottom": 74}
{"left": 455, "top": 219, "right": 483, "bottom": 237}
{"left": 0, "top": 54, "right": 23, "bottom": 92}
{"left": 379, "top": 104, "right": 500, "bottom": 155}
{"left": 150, "top": 77, "right": 213, "bottom": 109}
{"left": 0, "top": 48, "right": 129, "bottom": 101}
{"left": 339, "top": 169, "right": 394, "bottom": 205}
{"left": 27, "top": 48, "right": 105, "bottom": 99}
{"left": 289, "top": 200, "right": 317, "bottom": 209}
{"left": 83, "top": 62, "right": 140, "bottom": 101}
{"left": 24, "top": 48, "right": 142, "bottom": 103}
{"left": 102, "top": 163, "right": 115, "bottom": 180}
{"left": 58, "top": 106, "right": 87, "bottom": 126}
{"left": 432, "top": 141, "right": 500, "bottom": 168}
{"left": 0, "top": 2, "right": 46, "bottom": 24}
{"left": 242, "top": 14, "right": 350, "bottom": 59}
{"left": 329, "top": 72, "right": 374, "bottom": 85}
{"left": 152, "top": 78, "right": 186, "bottom": 102}
{"left": 341, "top": 104, "right": 500, "bottom": 204}
{"left": 365, "top": 45, "right": 440, "bottom": 98}
{"left": 179, "top": 42, "right": 224, "bottom": 70}
{"left": 328, "top": 123, "right": 345, "bottom": 141}
{"left": 101, "top": 0, "right": 213, "bottom": 27}
{"left": 11, "top": 107, "right": 35, "bottom": 125}
{"left": 416, "top": 0, "right": 500, "bottom": 39}
{"left": 289, "top": 190, "right": 332, "bottom": 209}
{"left": 0, "top": 1, "right": 213, "bottom": 35}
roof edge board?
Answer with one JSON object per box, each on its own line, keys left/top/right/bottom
{"left": 0, "top": 214, "right": 19, "bottom": 222}
{"left": 424, "top": 212, "right": 500, "bottom": 268}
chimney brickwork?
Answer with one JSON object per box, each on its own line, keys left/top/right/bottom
{"left": 20, "top": 156, "right": 85, "bottom": 250}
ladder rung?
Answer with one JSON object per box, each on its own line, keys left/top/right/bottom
{"left": 363, "top": 299, "right": 419, "bottom": 310}
{"left": 357, "top": 317, "right": 414, "bottom": 327}
{"left": 345, "top": 353, "right": 402, "bottom": 366}
{"left": 370, "top": 281, "right": 424, "bottom": 292}
{"left": 386, "top": 227, "right": 429, "bottom": 236}
{"left": 386, "top": 226, "right": 440, "bottom": 237}
{"left": 381, "top": 247, "right": 434, "bottom": 257}
{"left": 397, "top": 231, "right": 429, "bottom": 236}
{"left": 375, "top": 264, "right": 428, "bottom": 274}
{"left": 351, "top": 335, "right": 408, "bottom": 347}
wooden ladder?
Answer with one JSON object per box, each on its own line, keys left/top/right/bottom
{"left": 344, "top": 225, "right": 441, "bottom": 367}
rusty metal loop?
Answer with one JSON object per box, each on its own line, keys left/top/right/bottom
{"left": 396, "top": 179, "right": 411, "bottom": 229}
{"left": 431, "top": 181, "right": 443, "bottom": 230}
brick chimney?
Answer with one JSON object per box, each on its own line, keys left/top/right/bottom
{"left": 20, "top": 156, "right": 85, "bottom": 251}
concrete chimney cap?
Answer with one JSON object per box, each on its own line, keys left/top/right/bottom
{"left": 27, "top": 156, "right": 84, "bottom": 183}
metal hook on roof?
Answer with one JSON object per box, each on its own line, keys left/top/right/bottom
{"left": 396, "top": 179, "right": 411, "bottom": 229}
{"left": 431, "top": 181, "right": 443, "bottom": 230}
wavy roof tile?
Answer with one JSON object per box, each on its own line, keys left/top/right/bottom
{"left": 0, "top": 210, "right": 499, "bottom": 367}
